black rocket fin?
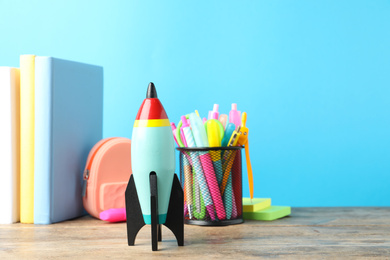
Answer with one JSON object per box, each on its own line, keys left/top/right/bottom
{"left": 158, "top": 224, "right": 162, "bottom": 242}
{"left": 150, "top": 171, "right": 159, "bottom": 251}
{"left": 163, "top": 173, "right": 184, "bottom": 246}
{"left": 125, "top": 175, "right": 145, "bottom": 246}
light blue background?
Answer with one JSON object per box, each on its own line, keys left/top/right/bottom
{"left": 1, "top": 0, "right": 389, "bottom": 206}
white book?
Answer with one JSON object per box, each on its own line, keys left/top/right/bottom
{"left": 0, "top": 67, "right": 20, "bottom": 224}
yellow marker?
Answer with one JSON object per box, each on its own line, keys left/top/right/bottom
{"left": 205, "top": 120, "right": 223, "bottom": 183}
{"left": 237, "top": 112, "right": 254, "bottom": 201}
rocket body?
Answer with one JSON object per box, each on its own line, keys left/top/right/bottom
{"left": 131, "top": 86, "right": 175, "bottom": 225}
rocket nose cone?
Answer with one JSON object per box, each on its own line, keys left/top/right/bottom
{"left": 146, "top": 82, "right": 158, "bottom": 98}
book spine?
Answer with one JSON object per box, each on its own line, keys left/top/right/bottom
{"left": 20, "top": 55, "right": 35, "bottom": 223}
{"left": 34, "top": 57, "right": 53, "bottom": 224}
{"left": 0, "top": 68, "right": 20, "bottom": 224}
{"left": 10, "top": 68, "right": 21, "bottom": 223}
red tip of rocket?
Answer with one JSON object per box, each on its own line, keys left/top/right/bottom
{"left": 135, "top": 83, "right": 168, "bottom": 120}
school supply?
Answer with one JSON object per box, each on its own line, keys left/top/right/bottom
{"left": 190, "top": 112, "right": 226, "bottom": 220}
{"left": 221, "top": 123, "right": 236, "bottom": 147}
{"left": 243, "top": 206, "right": 291, "bottom": 221}
{"left": 208, "top": 104, "right": 219, "bottom": 119}
{"left": 205, "top": 120, "right": 227, "bottom": 212}
{"left": 0, "top": 67, "right": 20, "bottom": 224}
{"left": 243, "top": 198, "right": 271, "bottom": 212}
{"left": 170, "top": 122, "right": 179, "bottom": 146}
{"left": 236, "top": 112, "right": 254, "bottom": 201}
{"left": 220, "top": 126, "right": 242, "bottom": 194}
{"left": 173, "top": 104, "right": 263, "bottom": 225}
{"left": 99, "top": 208, "right": 126, "bottom": 223}
{"left": 219, "top": 114, "right": 228, "bottom": 129}
{"left": 34, "top": 56, "right": 104, "bottom": 224}
{"left": 181, "top": 116, "right": 194, "bottom": 218}
{"left": 82, "top": 137, "right": 131, "bottom": 219}
{"left": 182, "top": 114, "right": 214, "bottom": 220}
{"left": 20, "top": 55, "right": 35, "bottom": 223}
{"left": 229, "top": 103, "right": 241, "bottom": 129}
{"left": 178, "top": 146, "right": 243, "bottom": 225}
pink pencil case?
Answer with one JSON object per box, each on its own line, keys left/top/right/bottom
{"left": 82, "top": 137, "right": 132, "bottom": 219}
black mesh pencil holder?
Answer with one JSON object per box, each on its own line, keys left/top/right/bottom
{"left": 177, "top": 146, "right": 243, "bottom": 226}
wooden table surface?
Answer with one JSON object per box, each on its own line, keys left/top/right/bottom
{"left": 1, "top": 207, "right": 389, "bottom": 259}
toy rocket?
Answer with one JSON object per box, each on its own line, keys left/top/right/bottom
{"left": 125, "top": 82, "right": 184, "bottom": 251}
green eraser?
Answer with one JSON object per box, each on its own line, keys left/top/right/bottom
{"left": 243, "top": 206, "right": 291, "bottom": 221}
{"left": 242, "top": 198, "right": 271, "bottom": 213}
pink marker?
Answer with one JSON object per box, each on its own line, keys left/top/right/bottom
{"left": 229, "top": 103, "right": 241, "bottom": 129}
{"left": 198, "top": 152, "right": 226, "bottom": 220}
{"left": 171, "top": 122, "right": 179, "bottom": 146}
{"left": 180, "top": 127, "right": 188, "bottom": 147}
{"left": 202, "top": 117, "right": 207, "bottom": 124}
{"left": 99, "top": 208, "right": 126, "bottom": 223}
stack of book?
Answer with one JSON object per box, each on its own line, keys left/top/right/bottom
{"left": 0, "top": 55, "right": 103, "bottom": 224}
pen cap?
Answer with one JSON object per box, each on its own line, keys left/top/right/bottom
{"left": 171, "top": 122, "right": 179, "bottom": 146}
{"left": 229, "top": 103, "right": 241, "bottom": 129}
{"left": 170, "top": 122, "right": 176, "bottom": 131}
{"left": 182, "top": 116, "right": 190, "bottom": 128}
{"left": 189, "top": 112, "right": 209, "bottom": 147}
{"left": 211, "top": 112, "right": 218, "bottom": 119}
{"left": 211, "top": 104, "right": 219, "bottom": 119}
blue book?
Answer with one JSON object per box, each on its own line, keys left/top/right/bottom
{"left": 34, "top": 57, "right": 103, "bottom": 224}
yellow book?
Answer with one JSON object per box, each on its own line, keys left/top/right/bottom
{"left": 20, "top": 55, "right": 35, "bottom": 223}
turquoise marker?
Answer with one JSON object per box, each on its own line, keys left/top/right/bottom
{"left": 182, "top": 115, "right": 215, "bottom": 220}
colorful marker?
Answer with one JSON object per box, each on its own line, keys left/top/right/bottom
{"left": 190, "top": 112, "right": 226, "bottom": 220}
{"left": 182, "top": 115, "right": 214, "bottom": 220}
{"left": 182, "top": 153, "right": 193, "bottom": 219}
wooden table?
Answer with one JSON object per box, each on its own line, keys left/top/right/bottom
{"left": 1, "top": 208, "right": 389, "bottom": 259}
